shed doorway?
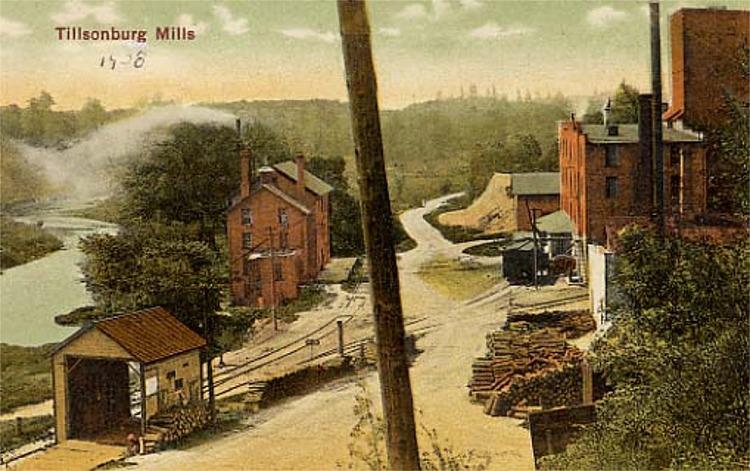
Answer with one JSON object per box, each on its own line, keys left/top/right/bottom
{"left": 66, "top": 357, "right": 131, "bottom": 441}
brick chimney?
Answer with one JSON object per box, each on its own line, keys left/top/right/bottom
{"left": 240, "top": 149, "right": 252, "bottom": 198}
{"left": 295, "top": 154, "right": 306, "bottom": 199}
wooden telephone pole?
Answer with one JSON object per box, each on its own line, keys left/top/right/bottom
{"left": 337, "top": 1, "right": 421, "bottom": 469}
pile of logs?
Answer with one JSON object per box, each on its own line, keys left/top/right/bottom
{"left": 506, "top": 310, "right": 595, "bottom": 339}
{"left": 143, "top": 403, "right": 210, "bottom": 452}
{"left": 469, "top": 328, "right": 585, "bottom": 419}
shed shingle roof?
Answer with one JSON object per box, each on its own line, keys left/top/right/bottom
{"left": 93, "top": 307, "right": 205, "bottom": 364}
{"left": 510, "top": 173, "right": 560, "bottom": 196}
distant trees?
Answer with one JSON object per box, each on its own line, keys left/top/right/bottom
{"left": 467, "top": 133, "right": 556, "bottom": 199}
{"left": 0, "top": 91, "right": 134, "bottom": 147}
{"left": 0, "top": 138, "right": 52, "bottom": 208}
{"left": 542, "top": 227, "right": 749, "bottom": 470}
{"left": 583, "top": 82, "right": 640, "bottom": 124}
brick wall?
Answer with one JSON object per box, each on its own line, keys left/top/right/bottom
{"left": 515, "top": 194, "right": 560, "bottom": 231}
{"left": 669, "top": 8, "right": 750, "bottom": 130}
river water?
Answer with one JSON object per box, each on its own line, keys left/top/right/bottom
{"left": 0, "top": 205, "right": 118, "bottom": 346}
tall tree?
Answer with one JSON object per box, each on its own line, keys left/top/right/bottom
{"left": 542, "top": 228, "right": 749, "bottom": 470}
{"left": 121, "top": 122, "right": 238, "bottom": 245}
{"left": 79, "top": 222, "right": 225, "bottom": 342}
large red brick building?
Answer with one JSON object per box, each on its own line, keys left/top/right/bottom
{"left": 559, "top": 95, "right": 707, "bottom": 246}
{"left": 663, "top": 8, "right": 749, "bottom": 130}
{"left": 227, "top": 151, "right": 332, "bottom": 308}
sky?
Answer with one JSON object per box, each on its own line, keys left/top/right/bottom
{"left": 0, "top": 0, "right": 747, "bottom": 111}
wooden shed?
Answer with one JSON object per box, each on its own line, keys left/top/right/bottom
{"left": 51, "top": 307, "right": 206, "bottom": 445}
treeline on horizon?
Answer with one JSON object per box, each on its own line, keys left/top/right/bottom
{"left": 1, "top": 89, "right": 580, "bottom": 211}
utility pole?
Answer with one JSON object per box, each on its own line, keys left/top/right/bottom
{"left": 337, "top": 1, "right": 421, "bottom": 469}
{"left": 268, "top": 227, "right": 278, "bottom": 331}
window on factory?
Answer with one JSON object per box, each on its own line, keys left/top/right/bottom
{"left": 280, "top": 230, "right": 289, "bottom": 249}
{"left": 242, "top": 209, "right": 253, "bottom": 226}
{"left": 605, "top": 145, "right": 618, "bottom": 167}
{"left": 605, "top": 177, "right": 618, "bottom": 199}
{"left": 242, "top": 232, "right": 253, "bottom": 249}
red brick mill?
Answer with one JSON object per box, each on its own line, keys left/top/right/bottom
{"left": 227, "top": 151, "right": 332, "bottom": 308}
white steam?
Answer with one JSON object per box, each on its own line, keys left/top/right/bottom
{"left": 18, "top": 104, "right": 237, "bottom": 200}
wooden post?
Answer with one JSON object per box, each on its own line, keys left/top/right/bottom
{"left": 337, "top": 1, "right": 421, "bottom": 469}
{"left": 337, "top": 320, "right": 345, "bottom": 356}
{"left": 139, "top": 363, "right": 147, "bottom": 436}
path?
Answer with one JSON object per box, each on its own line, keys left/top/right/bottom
{"left": 126, "top": 194, "right": 535, "bottom": 470}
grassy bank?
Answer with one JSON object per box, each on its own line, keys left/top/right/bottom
{"left": 417, "top": 257, "right": 502, "bottom": 301}
{"left": 0, "top": 415, "right": 53, "bottom": 452}
{"left": 0, "top": 217, "right": 64, "bottom": 269}
{"left": 0, "top": 343, "right": 55, "bottom": 414}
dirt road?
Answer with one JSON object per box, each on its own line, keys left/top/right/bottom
{"left": 128, "top": 195, "right": 535, "bottom": 470}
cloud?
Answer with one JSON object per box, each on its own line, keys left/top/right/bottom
{"left": 281, "top": 28, "right": 336, "bottom": 43}
{"left": 51, "top": 1, "right": 122, "bottom": 24}
{"left": 378, "top": 27, "right": 402, "bottom": 37}
{"left": 587, "top": 6, "right": 629, "bottom": 28}
{"left": 469, "top": 22, "right": 534, "bottom": 39}
{"left": 396, "top": 3, "right": 429, "bottom": 20}
{"left": 458, "top": 0, "right": 484, "bottom": 11}
{"left": 213, "top": 5, "right": 249, "bottom": 35}
{"left": 177, "top": 13, "right": 208, "bottom": 35}
{"left": 0, "top": 17, "right": 31, "bottom": 37}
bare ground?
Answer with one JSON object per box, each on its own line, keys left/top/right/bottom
{"left": 122, "top": 194, "right": 585, "bottom": 471}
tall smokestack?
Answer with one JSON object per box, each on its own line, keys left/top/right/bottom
{"left": 650, "top": 1, "right": 665, "bottom": 232}
{"left": 295, "top": 154, "right": 306, "bottom": 199}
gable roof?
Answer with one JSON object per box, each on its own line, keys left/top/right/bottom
{"left": 273, "top": 161, "right": 333, "bottom": 196}
{"left": 53, "top": 307, "right": 206, "bottom": 364}
{"left": 536, "top": 210, "right": 575, "bottom": 234}
{"left": 580, "top": 123, "right": 703, "bottom": 144}
{"left": 259, "top": 184, "right": 311, "bottom": 215}
{"left": 511, "top": 173, "right": 560, "bottom": 196}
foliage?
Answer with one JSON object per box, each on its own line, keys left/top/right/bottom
{"left": 582, "top": 82, "right": 640, "bottom": 124}
{"left": 213, "top": 96, "right": 571, "bottom": 208}
{"left": 0, "top": 216, "right": 63, "bottom": 269}
{"left": 0, "top": 91, "right": 134, "bottom": 147}
{"left": 0, "top": 138, "right": 54, "bottom": 209}
{"left": 0, "top": 343, "right": 56, "bottom": 414}
{"left": 0, "top": 415, "right": 53, "bottom": 452}
{"left": 712, "top": 96, "right": 749, "bottom": 216}
{"left": 120, "top": 122, "right": 239, "bottom": 245}
{"left": 215, "top": 307, "right": 263, "bottom": 353}
{"left": 543, "top": 227, "right": 749, "bottom": 470}
{"left": 79, "top": 221, "right": 225, "bottom": 350}
{"left": 307, "top": 156, "right": 365, "bottom": 256}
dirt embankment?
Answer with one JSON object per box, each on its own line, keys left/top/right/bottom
{"left": 438, "top": 174, "right": 515, "bottom": 233}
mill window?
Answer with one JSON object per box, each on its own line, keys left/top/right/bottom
{"left": 242, "top": 209, "right": 253, "bottom": 226}
{"left": 242, "top": 232, "right": 253, "bottom": 249}
{"left": 605, "top": 145, "right": 618, "bottom": 167}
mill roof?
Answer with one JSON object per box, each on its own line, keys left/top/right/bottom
{"left": 510, "top": 173, "right": 560, "bottom": 196}
{"left": 274, "top": 161, "right": 333, "bottom": 196}
{"left": 52, "top": 307, "right": 206, "bottom": 364}
{"left": 580, "top": 124, "right": 703, "bottom": 144}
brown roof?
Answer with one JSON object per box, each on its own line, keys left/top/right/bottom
{"left": 94, "top": 307, "right": 205, "bottom": 364}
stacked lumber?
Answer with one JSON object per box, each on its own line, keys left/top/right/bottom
{"left": 506, "top": 310, "right": 595, "bottom": 339}
{"left": 144, "top": 403, "right": 210, "bottom": 452}
{"left": 469, "top": 328, "right": 585, "bottom": 419}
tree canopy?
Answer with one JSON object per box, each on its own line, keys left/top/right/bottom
{"left": 542, "top": 228, "right": 749, "bottom": 470}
